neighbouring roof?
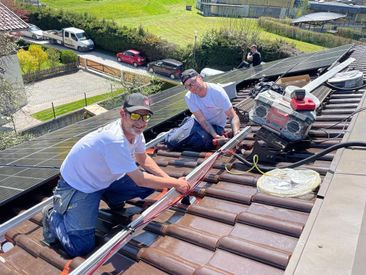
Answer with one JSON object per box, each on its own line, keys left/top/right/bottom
{"left": 292, "top": 12, "right": 347, "bottom": 24}
{"left": 0, "top": 3, "right": 28, "bottom": 32}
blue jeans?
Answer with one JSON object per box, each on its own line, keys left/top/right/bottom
{"left": 48, "top": 175, "right": 153, "bottom": 257}
{"left": 165, "top": 117, "right": 224, "bottom": 151}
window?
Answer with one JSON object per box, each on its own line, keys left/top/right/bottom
{"left": 71, "top": 33, "right": 77, "bottom": 41}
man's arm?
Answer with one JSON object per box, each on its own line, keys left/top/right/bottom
{"left": 127, "top": 166, "right": 189, "bottom": 194}
{"left": 225, "top": 107, "right": 240, "bottom": 136}
{"left": 193, "top": 110, "right": 221, "bottom": 138}
{"left": 135, "top": 152, "right": 169, "bottom": 178}
{"left": 247, "top": 52, "right": 253, "bottom": 62}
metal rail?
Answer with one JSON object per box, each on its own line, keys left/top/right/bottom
{"left": 70, "top": 126, "right": 252, "bottom": 275}
{"left": 303, "top": 57, "right": 355, "bottom": 93}
{"left": 0, "top": 131, "right": 170, "bottom": 238}
{"left": 0, "top": 197, "right": 53, "bottom": 237}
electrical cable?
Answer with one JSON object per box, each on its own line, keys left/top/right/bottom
{"left": 302, "top": 107, "right": 366, "bottom": 144}
{"left": 325, "top": 80, "right": 366, "bottom": 92}
{"left": 231, "top": 141, "right": 366, "bottom": 173}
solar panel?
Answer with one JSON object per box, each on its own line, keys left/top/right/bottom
{"left": 0, "top": 44, "right": 354, "bottom": 206}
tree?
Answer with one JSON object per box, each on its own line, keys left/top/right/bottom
{"left": 0, "top": 78, "right": 25, "bottom": 131}
{"left": 17, "top": 48, "right": 37, "bottom": 73}
{"left": 28, "top": 44, "right": 48, "bottom": 71}
{"left": 0, "top": 33, "right": 27, "bottom": 132}
{"left": 46, "top": 48, "right": 60, "bottom": 68}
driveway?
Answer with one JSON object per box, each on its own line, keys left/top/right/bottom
{"left": 3, "top": 70, "right": 123, "bottom": 132}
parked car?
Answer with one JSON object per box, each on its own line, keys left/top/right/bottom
{"left": 147, "top": 58, "right": 184, "bottom": 79}
{"left": 20, "top": 24, "right": 44, "bottom": 40}
{"left": 116, "top": 49, "right": 146, "bottom": 67}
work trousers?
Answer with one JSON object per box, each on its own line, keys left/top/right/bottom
{"left": 165, "top": 117, "right": 224, "bottom": 151}
{"left": 48, "top": 175, "right": 153, "bottom": 257}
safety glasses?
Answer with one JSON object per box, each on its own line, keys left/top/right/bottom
{"left": 128, "top": 112, "right": 152, "bottom": 122}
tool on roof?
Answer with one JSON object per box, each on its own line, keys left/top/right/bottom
{"left": 247, "top": 57, "right": 355, "bottom": 163}
{"left": 69, "top": 126, "right": 252, "bottom": 275}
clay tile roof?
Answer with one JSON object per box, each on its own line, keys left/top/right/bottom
{"left": 0, "top": 3, "right": 28, "bottom": 32}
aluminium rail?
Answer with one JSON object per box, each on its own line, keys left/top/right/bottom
{"left": 70, "top": 126, "right": 252, "bottom": 275}
{"left": 303, "top": 57, "right": 355, "bottom": 93}
{"left": 0, "top": 131, "right": 170, "bottom": 238}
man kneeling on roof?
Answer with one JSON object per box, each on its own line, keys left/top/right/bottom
{"left": 42, "top": 93, "right": 190, "bottom": 257}
{"left": 165, "top": 69, "right": 241, "bottom": 151}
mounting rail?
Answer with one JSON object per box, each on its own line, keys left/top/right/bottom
{"left": 70, "top": 126, "right": 252, "bottom": 275}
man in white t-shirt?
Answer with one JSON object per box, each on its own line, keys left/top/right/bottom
{"left": 42, "top": 93, "right": 190, "bottom": 257}
{"left": 165, "top": 69, "right": 240, "bottom": 151}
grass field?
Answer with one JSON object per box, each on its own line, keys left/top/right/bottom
{"left": 32, "top": 90, "right": 124, "bottom": 121}
{"left": 39, "top": 0, "right": 324, "bottom": 52}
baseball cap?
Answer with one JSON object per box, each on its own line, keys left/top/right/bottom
{"left": 123, "top": 93, "right": 153, "bottom": 114}
{"left": 181, "top": 69, "right": 199, "bottom": 84}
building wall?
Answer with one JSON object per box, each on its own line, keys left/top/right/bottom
{"left": 0, "top": 54, "right": 27, "bottom": 125}
{"left": 196, "top": 0, "right": 296, "bottom": 18}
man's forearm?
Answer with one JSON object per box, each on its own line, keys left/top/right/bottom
{"left": 200, "top": 120, "right": 218, "bottom": 138}
{"left": 140, "top": 155, "right": 170, "bottom": 178}
{"left": 230, "top": 115, "right": 240, "bottom": 135}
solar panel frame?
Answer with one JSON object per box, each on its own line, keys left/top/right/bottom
{"left": 0, "top": 44, "right": 354, "bottom": 206}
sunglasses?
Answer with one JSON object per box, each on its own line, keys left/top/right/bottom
{"left": 128, "top": 112, "right": 152, "bottom": 122}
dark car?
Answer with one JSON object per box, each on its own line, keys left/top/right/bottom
{"left": 116, "top": 49, "right": 146, "bottom": 67}
{"left": 147, "top": 58, "right": 184, "bottom": 79}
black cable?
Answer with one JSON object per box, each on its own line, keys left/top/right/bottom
{"left": 301, "top": 107, "right": 366, "bottom": 144}
{"left": 234, "top": 141, "right": 366, "bottom": 172}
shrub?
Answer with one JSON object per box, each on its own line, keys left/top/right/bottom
{"left": 60, "top": 50, "right": 78, "bottom": 64}
{"left": 258, "top": 17, "right": 352, "bottom": 48}
{"left": 28, "top": 44, "right": 48, "bottom": 71}
{"left": 46, "top": 47, "right": 60, "bottom": 68}
{"left": 0, "top": 131, "right": 33, "bottom": 151}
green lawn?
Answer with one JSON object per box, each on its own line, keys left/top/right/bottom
{"left": 39, "top": 0, "right": 324, "bottom": 52}
{"left": 32, "top": 90, "right": 124, "bottom": 121}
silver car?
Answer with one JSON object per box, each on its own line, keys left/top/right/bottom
{"left": 20, "top": 24, "right": 44, "bottom": 40}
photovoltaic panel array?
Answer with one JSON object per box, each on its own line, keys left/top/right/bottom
{"left": 0, "top": 44, "right": 353, "bottom": 206}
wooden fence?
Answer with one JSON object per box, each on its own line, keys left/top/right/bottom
{"left": 23, "top": 63, "right": 78, "bottom": 83}
{"left": 78, "top": 57, "right": 151, "bottom": 85}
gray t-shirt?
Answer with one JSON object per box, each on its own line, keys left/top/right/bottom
{"left": 185, "top": 83, "right": 232, "bottom": 128}
{"left": 60, "top": 120, "right": 145, "bottom": 193}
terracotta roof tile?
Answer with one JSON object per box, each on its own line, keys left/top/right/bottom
{"left": 0, "top": 3, "right": 28, "bottom": 32}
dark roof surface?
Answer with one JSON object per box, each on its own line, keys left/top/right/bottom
{"left": 0, "top": 44, "right": 353, "bottom": 208}
{"left": 0, "top": 3, "right": 28, "bottom": 32}
{"left": 1, "top": 44, "right": 366, "bottom": 274}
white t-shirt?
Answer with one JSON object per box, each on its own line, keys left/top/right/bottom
{"left": 60, "top": 120, "right": 145, "bottom": 193}
{"left": 185, "top": 83, "right": 232, "bottom": 128}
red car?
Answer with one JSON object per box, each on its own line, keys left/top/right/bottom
{"left": 116, "top": 49, "right": 146, "bottom": 67}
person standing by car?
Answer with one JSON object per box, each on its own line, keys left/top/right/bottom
{"left": 42, "top": 93, "right": 190, "bottom": 257}
{"left": 165, "top": 69, "right": 241, "bottom": 151}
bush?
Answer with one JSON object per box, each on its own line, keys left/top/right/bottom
{"left": 60, "top": 50, "right": 78, "bottom": 64}
{"left": 0, "top": 131, "right": 33, "bottom": 151}
{"left": 258, "top": 17, "right": 352, "bottom": 48}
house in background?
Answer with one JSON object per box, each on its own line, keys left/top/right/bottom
{"left": 0, "top": 2, "right": 28, "bottom": 127}
{"left": 308, "top": 1, "right": 366, "bottom": 23}
{"left": 196, "top": 0, "right": 300, "bottom": 18}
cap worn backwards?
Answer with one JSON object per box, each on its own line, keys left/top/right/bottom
{"left": 123, "top": 93, "right": 153, "bottom": 114}
{"left": 181, "top": 69, "right": 199, "bottom": 84}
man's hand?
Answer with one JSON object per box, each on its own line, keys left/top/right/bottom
{"left": 174, "top": 177, "right": 190, "bottom": 194}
